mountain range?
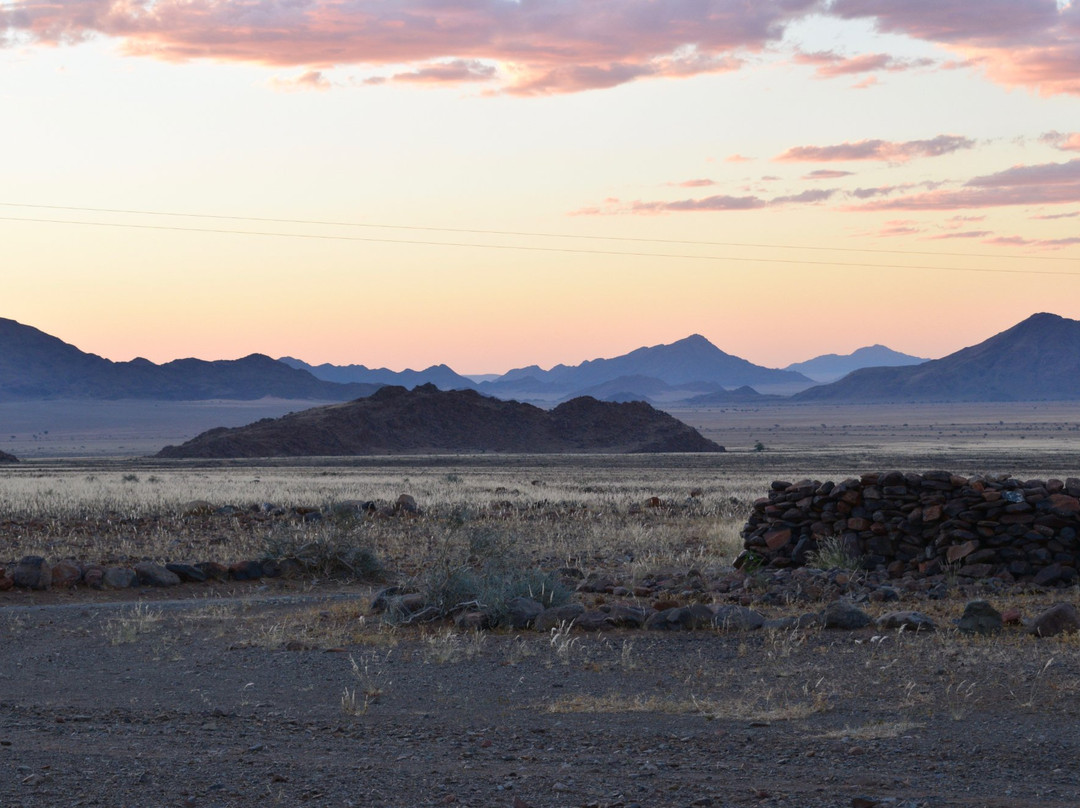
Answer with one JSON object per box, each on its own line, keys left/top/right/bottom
{"left": 794, "top": 312, "right": 1080, "bottom": 403}
{"left": 5, "top": 312, "right": 1080, "bottom": 405}
{"left": 0, "top": 318, "right": 378, "bottom": 401}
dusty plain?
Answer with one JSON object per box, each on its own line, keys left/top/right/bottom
{"left": 2, "top": 402, "right": 1080, "bottom": 808}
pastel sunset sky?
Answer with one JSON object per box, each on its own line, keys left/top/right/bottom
{"left": 2, "top": 0, "right": 1079, "bottom": 373}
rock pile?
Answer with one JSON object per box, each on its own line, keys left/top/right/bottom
{"left": 742, "top": 472, "right": 1080, "bottom": 586}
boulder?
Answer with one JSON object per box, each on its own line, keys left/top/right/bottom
{"left": 102, "top": 567, "right": 138, "bottom": 589}
{"left": 875, "top": 610, "right": 936, "bottom": 632}
{"left": 534, "top": 603, "right": 585, "bottom": 632}
{"left": 505, "top": 596, "right": 545, "bottom": 629}
{"left": 12, "top": 556, "right": 51, "bottom": 590}
{"left": 166, "top": 563, "right": 207, "bottom": 583}
{"left": 822, "top": 601, "right": 871, "bottom": 630}
{"left": 1029, "top": 603, "right": 1080, "bottom": 638}
{"left": 711, "top": 605, "right": 766, "bottom": 631}
{"left": 957, "top": 600, "right": 1002, "bottom": 635}
{"left": 134, "top": 562, "right": 182, "bottom": 587}
{"left": 51, "top": 560, "right": 83, "bottom": 589}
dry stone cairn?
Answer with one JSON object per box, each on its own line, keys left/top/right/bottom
{"left": 742, "top": 471, "right": 1080, "bottom": 586}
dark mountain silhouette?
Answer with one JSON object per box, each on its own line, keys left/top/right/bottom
{"left": 784, "top": 344, "right": 928, "bottom": 383}
{"left": 0, "top": 450, "right": 18, "bottom": 463}
{"left": 794, "top": 313, "right": 1080, "bottom": 402}
{"left": 156, "top": 384, "right": 724, "bottom": 458}
{"left": 0, "top": 318, "right": 380, "bottom": 401}
{"left": 480, "top": 334, "right": 812, "bottom": 400}
{"left": 279, "top": 357, "right": 477, "bottom": 390}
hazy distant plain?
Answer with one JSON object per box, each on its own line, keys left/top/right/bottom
{"left": 3, "top": 398, "right": 1080, "bottom": 462}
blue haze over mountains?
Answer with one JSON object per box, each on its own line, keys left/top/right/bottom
{"left": 4, "top": 313, "right": 1080, "bottom": 403}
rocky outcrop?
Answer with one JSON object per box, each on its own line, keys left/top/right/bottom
{"left": 0, "top": 450, "right": 18, "bottom": 463}
{"left": 742, "top": 472, "right": 1080, "bottom": 586}
{"left": 157, "top": 384, "right": 724, "bottom": 458}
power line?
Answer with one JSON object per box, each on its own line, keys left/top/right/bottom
{"left": 0, "top": 201, "right": 1077, "bottom": 263}
{"left": 3, "top": 213, "right": 1079, "bottom": 277}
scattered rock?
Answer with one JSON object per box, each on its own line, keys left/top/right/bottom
{"left": 1029, "top": 603, "right": 1080, "bottom": 638}
{"left": 957, "top": 600, "right": 1003, "bottom": 635}
{"left": 195, "top": 561, "right": 229, "bottom": 581}
{"left": 711, "top": 605, "right": 766, "bottom": 631}
{"left": 875, "top": 610, "right": 936, "bottom": 632}
{"left": 822, "top": 601, "right": 871, "bottom": 630}
{"left": 395, "top": 494, "right": 419, "bottom": 514}
{"left": 535, "top": 603, "right": 585, "bottom": 632}
{"left": 505, "top": 597, "right": 545, "bottom": 629}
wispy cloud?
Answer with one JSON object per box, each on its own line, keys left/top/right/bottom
{"left": 574, "top": 187, "right": 838, "bottom": 215}
{"left": 793, "top": 49, "right": 935, "bottom": 78}
{"left": 776, "top": 135, "right": 975, "bottom": 163}
{"left": 848, "top": 158, "right": 1080, "bottom": 210}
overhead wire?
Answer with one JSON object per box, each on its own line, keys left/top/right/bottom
{"left": 0, "top": 201, "right": 1077, "bottom": 262}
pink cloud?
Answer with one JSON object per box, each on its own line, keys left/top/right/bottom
{"left": 1031, "top": 210, "right": 1079, "bottom": 219}
{"left": 984, "top": 235, "right": 1080, "bottom": 249}
{"left": 793, "top": 49, "right": 935, "bottom": 78}
{"left": 1041, "top": 131, "right": 1080, "bottom": 151}
{"left": 2, "top": 0, "right": 819, "bottom": 95}
{"left": 803, "top": 169, "right": 854, "bottom": 180}
{"left": 848, "top": 158, "right": 1080, "bottom": 210}
{"left": 270, "top": 69, "right": 332, "bottom": 92}
{"left": 581, "top": 186, "right": 838, "bottom": 215}
{"left": 927, "top": 230, "right": 992, "bottom": 240}
{"left": 831, "top": 0, "right": 1080, "bottom": 97}
{"left": 725, "top": 154, "right": 754, "bottom": 163}
{"left": 673, "top": 179, "right": 718, "bottom": 188}
{"left": 389, "top": 59, "right": 496, "bottom": 84}
{"left": 776, "top": 135, "right": 974, "bottom": 163}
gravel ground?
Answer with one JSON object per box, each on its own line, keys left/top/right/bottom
{"left": 2, "top": 582, "right": 1078, "bottom": 808}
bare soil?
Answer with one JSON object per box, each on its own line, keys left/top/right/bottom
{"left": 2, "top": 576, "right": 1078, "bottom": 808}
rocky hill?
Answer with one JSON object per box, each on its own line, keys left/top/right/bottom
{"left": 794, "top": 313, "right": 1080, "bottom": 402}
{"left": 156, "top": 384, "right": 724, "bottom": 458}
{"left": 0, "top": 318, "right": 379, "bottom": 401}
{"left": 0, "top": 450, "right": 18, "bottom": 463}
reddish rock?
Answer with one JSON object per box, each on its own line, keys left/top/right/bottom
{"left": 0, "top": 568, "right": 12, "bottom": 591}
{"left": 83, "top": 566, "right": 104, "bottom": 590}
{"left": 764, "top": 528, "right": 792, "bottom": 550}
{"left": 946, "top": 540, "right": 979, "bottom": 564}
{"left": 228, "top": 560, "right": 263, "bottom": 581}
{"left": 846, "top": 517, "right": 871, "bottom": 531}
{"left": 1049, "top": 494, "right": 1080, "bottom": 514}
{"left": 922, "top": 504, "right": 943, "bottom": 521}
{"left": 51, "top": 560, "right": 82, "bottom": 589}
{"left": 395, "top": 493, "right": 419, "bottom": 514}
{"left": 195, "top": 561, "right": 229, "bottom": 581}
{"left": 1001, "top": 607, "right": 1024, "bottom": 625}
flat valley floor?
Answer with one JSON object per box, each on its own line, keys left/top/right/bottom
{"left": 2, "top": 405, "right": 1080, "bottom": 807}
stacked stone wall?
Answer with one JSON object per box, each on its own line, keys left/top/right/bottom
{"left": 741, "top": 471, "right": 1080, "bottom": 586}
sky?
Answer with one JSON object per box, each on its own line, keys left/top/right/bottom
{"left": 2, "top": 0, "right": 1079, "bottom": 374}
